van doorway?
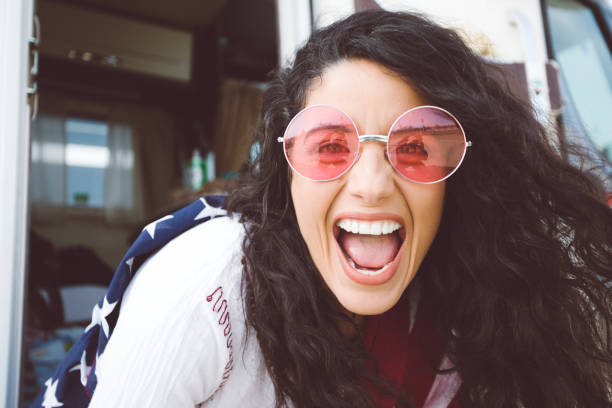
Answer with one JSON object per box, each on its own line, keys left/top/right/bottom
{"left": 22, "top": 0, "right": 277, "bottom": 404}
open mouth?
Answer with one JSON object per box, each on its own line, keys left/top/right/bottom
{"left": 333, "top": 217, "right": 407, "bottom": 282}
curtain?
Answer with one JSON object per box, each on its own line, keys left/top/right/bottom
{"left": 213, "top": 79, "right": 265, "bottom": 176}
{"left": 30, "top": 114, "right": 66, "bottom": 219}
{"left": 119, "top": 106, "right": 177, "bottom": 218}
{"left": 103, "top": 123, "right": 135, "bottom": 222}
{"left": 30, "top": 91, "right": 179, "bottom": 223}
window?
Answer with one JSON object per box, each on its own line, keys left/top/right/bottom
{"left": 30, "top": 114, "right": 135, "bottom": 215}
{"left": 546, "top": 0, "right": 612, "bottom": 161}
{"left": 65, "top": 118, "right": 109, "bottom": 208}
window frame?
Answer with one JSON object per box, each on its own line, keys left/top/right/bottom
{"left": 542, "top": 0, "right": 612, "bottom": 58}
{"left": 541, "top": 0, "right": 612, "bottom": 168}
{"left": 29, "top": 109, "right": 137, "bottom": 224}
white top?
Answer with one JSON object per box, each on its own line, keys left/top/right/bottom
{"left": 88, "top": 215, "right": 460, "bottom": 407}
{"left": 88, "top": 216, "right": 277, "bottom": 407}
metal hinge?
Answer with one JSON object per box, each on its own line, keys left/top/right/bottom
{"left": 27, "top": 14, "right": 40, "bottom": 120}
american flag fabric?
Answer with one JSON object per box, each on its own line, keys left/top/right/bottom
{"left": 31, "top": 195, "right": 228, "bottom": 408}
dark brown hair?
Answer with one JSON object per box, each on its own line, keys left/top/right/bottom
{"left": 228, "top": 10, "right": 612, "bottom": 407}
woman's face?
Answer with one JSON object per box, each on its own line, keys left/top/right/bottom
{"left": 290, "top": 59, "right": 445, "bottom": 315}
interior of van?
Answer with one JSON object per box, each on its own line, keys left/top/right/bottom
{"left": 22, "top": 0, "right": 277, "bottom": 403}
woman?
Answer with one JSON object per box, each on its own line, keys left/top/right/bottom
{"left": 226, "top": 10, "right": 612, "bottom": 407}
{"left": 38, "top": 10, "right": 611, "bottom": 408}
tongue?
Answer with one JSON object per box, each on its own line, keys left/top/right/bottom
{"left": 340, "top": 232, "right": 400, "bottom": 269}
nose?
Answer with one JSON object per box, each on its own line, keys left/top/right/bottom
{"left": 345, "top": 142, "right": 395, "bottom": 204}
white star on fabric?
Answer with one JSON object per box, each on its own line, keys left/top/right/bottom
{"left": 143, "top": 215, "right": 174, "bottom": 239}
{"left": 194, "top": 197, "right": 227, "bottom": 221}
{"left": 41, "top": 378, "right": 64, "bottom": 408}
{"left": 68, "top": 350, "right": 91, "bottom": 386}
{"left": 84, "top": 296, "right": 117, "bottom": 338}
{"left": 125, "top": 257, "right": 134, "bottom": 275}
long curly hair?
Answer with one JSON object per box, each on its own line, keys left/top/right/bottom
{"left": 227, "top": 10, "right": 612, "bottom": 408}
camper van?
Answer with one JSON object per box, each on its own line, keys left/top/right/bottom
{"left": 1, "top": 0, "right": 611, "bottom": 406}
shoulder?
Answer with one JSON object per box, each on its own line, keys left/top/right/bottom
{"left": 151, "top": 214, "right": 245, "bottom": 270}
{"left": 124, "top": 214, "right": 245, "bottom": 305}
{"left": 91, "top": 215, "right": 247, "bottom": 406}
{"left": 115, "top": 214, "right": 247, "bottom": 356}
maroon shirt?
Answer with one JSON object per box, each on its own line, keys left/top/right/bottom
{"left": 362, "top": 294, "right": 461, "bottom": 407}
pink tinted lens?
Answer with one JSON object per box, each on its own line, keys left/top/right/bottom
{"left": 283, "top": 105, "right": 359, "bottom": 181}
{"left": 387, "top": 107, "right": 466, "bottom": 183}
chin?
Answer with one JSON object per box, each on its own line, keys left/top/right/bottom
{"left": 336, "top": 288, "right": 404, "bottom": 315}
{"left": 328, "top": 260, "right": 415, "bottom": 316}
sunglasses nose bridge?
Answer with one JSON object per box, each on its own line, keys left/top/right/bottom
{"left": 353, "top": 136, "right": 393, "bottom": 171}
{"left": 356, "top": 134, "right": 390, "bottom": 167}
{"left": 358, "top": 134, "right": 388, "bottom": 144}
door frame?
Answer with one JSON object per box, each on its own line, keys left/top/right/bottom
{"left": 0, "top": 0, "right": 34, "bottom": 405}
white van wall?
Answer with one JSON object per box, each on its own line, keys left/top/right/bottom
{"left": 0, "top": 0, "right": 34, "bottom": 405}
{"left": 310, "top": 0, "right": 547, "bottom": 61}
{"left": 305, "top": 0, "right": 551, "bottom": 116}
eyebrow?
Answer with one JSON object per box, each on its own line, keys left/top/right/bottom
{"left": 390, "top": 126, "right": 428, "bottom": 137}
{"left": 304, "top": 124, "right": 355, "bottom": 140}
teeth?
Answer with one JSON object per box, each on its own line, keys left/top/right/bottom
{"left": 336, "top": 218, "right": 401, "bottom": 235}
{"left": 346, "top": 256, "right": 392, "bottom": 275}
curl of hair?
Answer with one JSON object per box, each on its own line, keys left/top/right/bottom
{"left": 227, "top": 10, "right": 612, "bottom": 408}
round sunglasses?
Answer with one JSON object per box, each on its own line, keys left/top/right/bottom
{"left": 277, "top": 104, "right": 471, "bottom": 184}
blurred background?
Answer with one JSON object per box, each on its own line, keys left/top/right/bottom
{"left": 0, "top": 0, "right": 610, "bottom": 406}
{"left": 22, "top": 1, "right": 276, "bottom": 403}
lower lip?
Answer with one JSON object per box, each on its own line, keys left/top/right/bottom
{"left": 335, "top": 234, "right": 406, "bottom": 285}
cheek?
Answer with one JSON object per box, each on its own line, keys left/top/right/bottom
{"left": 290, "top": 174, "right": 343, "bottom": 272}
{"left": 290, "top": 175, "right": 332, "bottom": 247}
{"left": 423, "top": 186, "right": 445, "bottom": 227}
{"left": 291, "top": 176, "right": 317, "bottom": 227}
{"left": 404, "top": 182, "right": 445, "bottom": 245}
